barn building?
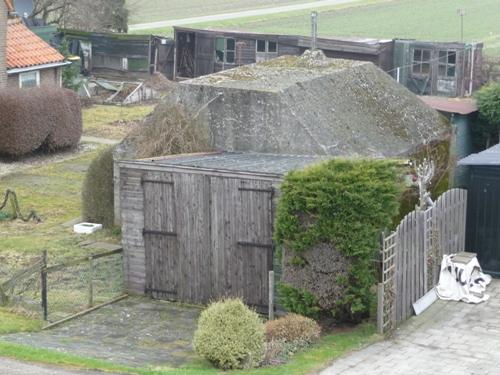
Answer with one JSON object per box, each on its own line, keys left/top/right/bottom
{"left": 459, "top": 144, "right": 500, "bottom": 277}
{"left": 118, "top": 54, "right": 451, "bottom": 309}
{"left": 173, "top": 26, "right": 394, "bottom": 80}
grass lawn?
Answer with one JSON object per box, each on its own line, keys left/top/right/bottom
{"left": 126, "top": 0, "right": 309, "bottom": 25}
{"left": 138, "top": 0, "right": 500, "bottom": 57}
{"left": 0, "top": 309, "right": 42, "bottom": 334}
{"left": 0, "top": 324, "right": 377, "bottom": 374}
{"left": 83, "top": 105, "right": 155, "bottom": 140}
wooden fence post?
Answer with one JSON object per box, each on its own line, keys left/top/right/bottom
{"left": 88, "top": 257, "right": 94, "bottom": 308}
{"left": 41, "top": 250, "right": 48, "bottom": 321}
{"left": 377, "top": 282, "right": 384, "bottom": 334}
{"left": 268, "top": 271, "right": 274, "bottom": 321}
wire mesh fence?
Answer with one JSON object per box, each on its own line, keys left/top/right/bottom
{"left": 0, "top": 249, "right": 124, "bottom": 324}
{"left": 0, "top": 257, "right": 43, "bottom": 318}
{"left": 44, "top": 249, "right": 124, "bottom": 323}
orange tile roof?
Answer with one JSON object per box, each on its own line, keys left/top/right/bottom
{"left": 6, "top": 19, "right": 65, "bottom": 70}
{"left": 4, "top": 0, "right": 14, "bottom": 12}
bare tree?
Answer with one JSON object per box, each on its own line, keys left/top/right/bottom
{"left": 31, "top": 0, "right": 129, "bottom": 33}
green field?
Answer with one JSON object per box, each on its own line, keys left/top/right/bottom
{"left": 135, "top": 0, "right": 500, "bottom": 57}
{"left": 126, "top": 0, "right": 307, "bottom": 25}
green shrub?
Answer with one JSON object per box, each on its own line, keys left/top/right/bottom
{"left": 277, "top": 285, "right": 320, "bottom": 319}
{"left": 82, "top": 147, "right": 115, "bottom": 228}
{"left": 193, "top": 298, "right": 264, "bottom": 370}
{"left": 275, "top": 159, "right": 402, "bottom": 323}
{"left": 265, "top": 314, "right": 321, "bottom": 344}
{"left": 0, "top": 88, "right": 82, "bottom": 157}
{"left": 475, "top": 82, "right": 500, "bottom": 147}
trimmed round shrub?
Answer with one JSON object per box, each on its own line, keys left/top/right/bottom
{"left": 265, "top": 314, "right": 321, "bottom": 344}
{"left": 0, "top": 88, "right": 82, "bottom": 157}
{"left": 193, "top": 298, "right": 265, "bottom": 370}
{"left": 82, "top": 147, "right": 115, "bottom": 228}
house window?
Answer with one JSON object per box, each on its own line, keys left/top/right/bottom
{"left": 19, "top": 71, "right": 40, "bottom": 88}
{"left": 412, "top": 48, "right": 431, "bottom": 75}
{"left": 215, "top": 37, "right": 236, "bottom": 64}
{"left": 256, "top": 40, "right": 278, "bottom": 54}
{"left": 438, "top": 50, "right": 456, "bottom": 78}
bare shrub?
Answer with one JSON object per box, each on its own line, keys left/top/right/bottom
{"left": 126, "top": 101, "right": 210, "bottom": 159}
{"left": 265, "top": 314, "right": 321, "bottom": 344}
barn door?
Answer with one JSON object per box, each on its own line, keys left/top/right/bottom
{"left": 142, "top": 172, "right": 178, "bottom": 300}
{"left": 236, "top": 179, "right": 274, "bottom": 309}
{"left": 209, "top": 177, "right": 274, "bottom": 309}
{"left": 194, "top": 33, "right": 215, "bottom": 77}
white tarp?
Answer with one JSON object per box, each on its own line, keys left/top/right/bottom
{"left": 436, "top": 254, "right": 491, "bottom": 304}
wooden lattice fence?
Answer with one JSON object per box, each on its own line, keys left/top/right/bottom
{"left": 378, "top": 188, "right": 467, "bottom": 333}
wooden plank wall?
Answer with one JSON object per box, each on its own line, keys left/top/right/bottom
{"left": 119, "top": 167, "right": 147, "bottom": 294}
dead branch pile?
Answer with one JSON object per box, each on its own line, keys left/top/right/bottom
{"left": 125, "top": 100, "right": 210, "bottom": 159}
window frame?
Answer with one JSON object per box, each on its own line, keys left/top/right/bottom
{"left": 19, "top": 70, "right": 40, "bottom": 88}
{"left": 255, "top": 39, "right": 279, "bottom": 54}
{"left": 412, "top": 48, "right": 431, "bottom": 75}
{"left": 438, "top": 50, "right": 457, "bottom": 78}
{"left": 215, "top": 37, "right": 236, "bottom": 65}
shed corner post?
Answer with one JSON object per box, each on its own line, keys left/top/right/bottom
{"left": 113, "top": 160, "right": 122, "bottom": 227}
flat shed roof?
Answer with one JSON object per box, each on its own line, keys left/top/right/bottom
{"left": 143, "top": 152, "right": 330, "bottom": 175}
{"left": 458, "top": 144, "right": 500, "bottom": 166}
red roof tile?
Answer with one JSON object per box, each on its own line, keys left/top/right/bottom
{"left": 6, "top": 19, "right": 65, "bottom": 70}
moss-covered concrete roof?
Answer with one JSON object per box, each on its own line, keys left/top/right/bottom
{"left": 177, "top": 51, "right": 450, "bottom": 158}
{"left": 185, "top": 51, "right": 363, "bottom": 92}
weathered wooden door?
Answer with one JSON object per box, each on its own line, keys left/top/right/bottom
{"left": 143, "top": 170, "right": 274, "bottom": 307}
{"left": 210, "top": 176, "right": 274, "bottom": 308}
{"left": 142, "top": 172, "right": 179, "bottom": 300}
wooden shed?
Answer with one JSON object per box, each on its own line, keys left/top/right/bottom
{"left": 173, "top": 26, "right": 394, "bottom": 79}
{"left": 459, "top": 144, "right": 500, "bottom": 277}
{"left": 118, "top": 152, "right": 327, "bottom": 309}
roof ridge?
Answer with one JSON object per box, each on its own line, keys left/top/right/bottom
{"left": 7, "top": 20, "right": 65, "bottom": 70}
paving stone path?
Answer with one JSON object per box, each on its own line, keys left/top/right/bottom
{"left": 0, "top": 297, "right": 201, "bottom": 368}
{"left": 321, "top": 279, "right": 500, "bottom": 375}
{"left": 0, "top": 358, "right": 112, "bottom": 375}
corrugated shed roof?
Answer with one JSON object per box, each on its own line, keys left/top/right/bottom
{"left": 6, "top": 19, "right": 65, "bottom": 69}
{"left": 458, "top": 144, "right": 500, "bottom": 166}
{"left": 149, "top": 152, "right": 330, "bottom": 175}
{"left": 419, "top": 96, "right": 478, "bottom": 115}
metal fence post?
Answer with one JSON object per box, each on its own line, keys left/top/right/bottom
{"left": 41, "top": 250, "right": 48, "bottom": 321}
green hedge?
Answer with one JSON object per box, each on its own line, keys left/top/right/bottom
{"left": 275, "top": 159, "right": 402, "bottom": 323}
{"left": 82, "top": 147, "right": 115, "bottom": 228}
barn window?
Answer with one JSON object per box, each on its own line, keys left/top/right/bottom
{"left": 438, "top": 50, "right": 456, "bottom": 78}
{"left": 257, "top": 39, "right": 266, "bottom": 52}
{"left": 256, "top": 40, "right": 278, "bottom": 53}
{"left": 215, "top": 37, "right": 236, "bottom": 64}
{"left": 412, "top": 48, "right": 431, "bottom": 75}
{"left": 256, "top": 40, "right": 279, "bottom": 62}
{"left": 19, "top": 70, "right": 40, "bottom": 88}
